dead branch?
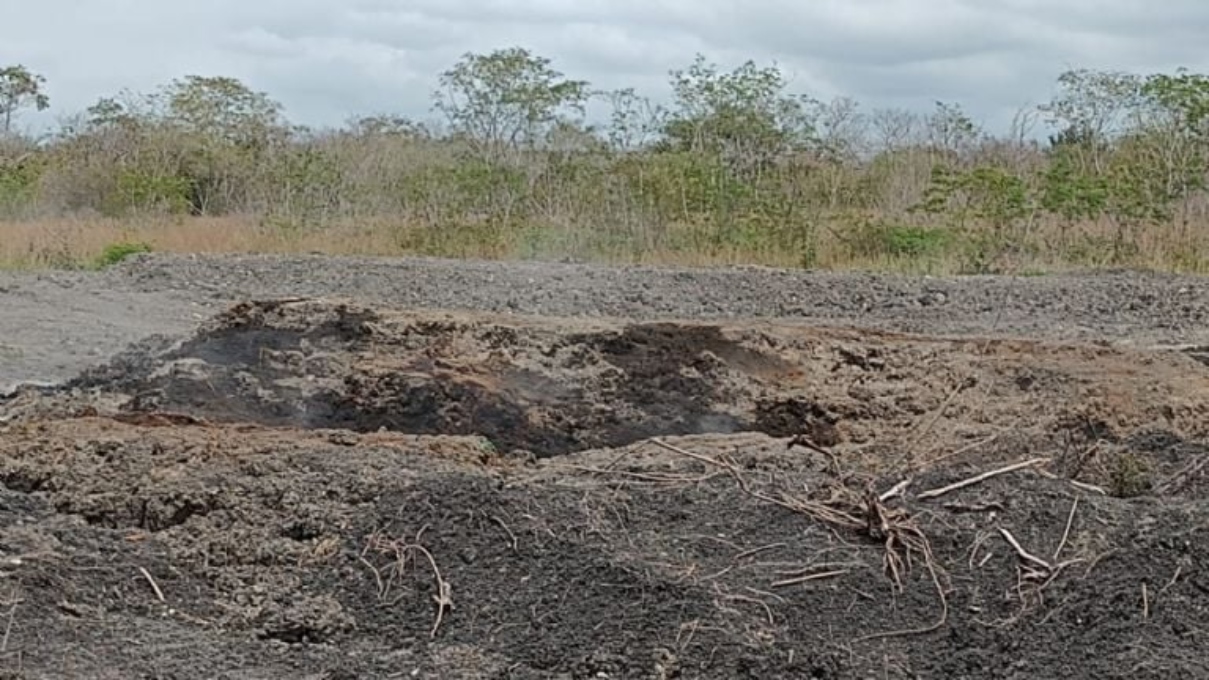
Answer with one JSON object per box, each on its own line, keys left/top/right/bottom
{"left": 1052, "top": 498, "right": 1079, "bottom": 562}
{"left": 771, "top": 569, "right": 849, "bottom": 588}
{"left": 1068, "top": 480, "right": 1107, "bottom": 495}
{"left": 1034, "top": 467, "right": 1109, "bottom": 495}
{"left": 787, "top": 434, "right": 842, "bottom": 475}
{"left": 853, "top": 543, "right": 949, "bottom": 643}
{"left": 1155, "top": 455, "right": 1209, "bottom": 495}
{"left": 743, "top": 586, "right": 788, "bottom": 605}
{"left": 651, "top": 439, "right": 808, "bottom": 516}
{"left": 734, "top": 543, "right": 786, "bottom": 561}
{"left": 1081, "top": 549, "right": 1119, "bottom": 579}
{"left": 967, "top": 529, "right": 995, "bottom": 569}
{"left": 879, "top": 479, "right": 912, "bottom": 502}
{"left": 362, "top": 532, "right": 453, "bottom": 637}
{"left": 774, "top": 560, "right": 864, "bottom": 577}
{"left": 0, "top": 597, "right": 17, "bottom": 654}
{"left": 713, "top": 583, "right": 775, "bottom": 626}
{"left": 411, "top": 544, "right": 453, "bottom": 637}
{"left": 1159, "top": 564, "right": 1184, "bottom": 597}
{"left": 137, "top": 566, "right": 166, "bottom": 603}
{"left": 358, "top": 554, "right": 385, "bottom": 598}
{"left": 918, "top": 458, "right": 1050, "bottom": 500}
{"left": 944, "top": 501, "right": 1006, "bottom": 514}
{"left": 490, "top": 515, "right": 519, "bottom": 552}
{"left": 928, "top": 432, "right": 1003, "bottom": 466}
{"left": 998, "top": 528, "right": 1052, "bottom": 572}
{"left": 652, "top": 437, "right": 949, "bottom": 641}
{"left": 559, "top": 462, "right": 720, "bottom": 485}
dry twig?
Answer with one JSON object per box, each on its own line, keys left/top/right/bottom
{"left": 771, "top": 569, "right": 849, "bottom": 588}
{"left": 1156, "top": 455, "right": 1209, "bottom": 495}
{"left": 943, "top": 501, "right": 1005, "bottom": 514}
{"left": 491, "top": 515, "right": 519, "bottom": 552}
{"left": 0, "top": 597, "right": 18, "bottom": 654}
{"left": 652, "top": 437, "right": 949, "bottom": 641}
{"left": 1159, "top": 564, "right": 1184, "bottom": 597}
{"left": 560, "top": 462, "right": 721, "bottom": 485}
{"left": 361, "top": 530, "right": 453, "bottom": 637}
{"left": 879, "top": 479, "right": 912, "bottom": 502}
{"left": 137, "top": 566, "right": 165, "bottom": 603}
{"left": 998, "top": 526, "right": 1083, "bottom": 607}
{"left": 918, "top": 458, "right": 1050, "bottom": 500}
{"left": 1052, "top": 498, "right": 1079, "bottom": 562}
{"left": 998, "top": 528, "right": 1051, "bottom": 572}
{"left": 734, "top": 543, "right": 786, "bottom": 561}
{"left": 787, "top": 434, "right": 842, "bottom": 475}
{"left": 928, "top": 432, "right": 1002, "bottom": 466}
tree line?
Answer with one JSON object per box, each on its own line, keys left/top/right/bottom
{"left": 2, "top": 49, "right": 1209, "bottom": 272}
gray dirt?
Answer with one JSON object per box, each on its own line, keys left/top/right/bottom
{"left": 3, "top": 252, "right": 1209, "bottom": 390}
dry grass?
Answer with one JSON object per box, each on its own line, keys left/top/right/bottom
{"left": 0, "top": 216, "right": 393, "bottom": 268}
{"left": 3, "top": 213, "right": 1209, "bottom": 274}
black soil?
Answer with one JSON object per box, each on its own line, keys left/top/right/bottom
{"left": 63, "top": 301, "right": 811, "bottom": 457}
{"left": 2, "top": 297, "right": 1209, "bottom": 679}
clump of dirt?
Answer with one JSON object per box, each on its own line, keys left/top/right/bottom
{"left": 3, "top": 298, "right": 1209, "bottom": 678}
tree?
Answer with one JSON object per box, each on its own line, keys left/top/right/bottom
{"left": 347, "top": 114, "right": 431, "bottom": 140}
{"left": 1129, "top": 69, "right": 1209, "bottom": 210}
{"left": 659, "top": 54, "right": 817, "bottom": 170}
{"left": 433, "top": 47, "right": 590, "bottom": 163}
{"left": 1142, "top": 69, "right": 1209, "bottom": 140}
{"left": 923, "top": 101, "right": 981, "bottom": 158}
{"left": 814, "top": 96, "right": 868, "bottom": 162}
{"left": 0, "top": 65, "right": 50, "bottom": 134}
{"left": 82, "top": 88, "right": 164, "bottom": 131}
{"left": 1038, "top": 68, "right": 1143, "bottom": 172}
{"left": 161, "top": 75, "right": 286, "bottom": 148}
{"left": 869, "top": 107, "right": 922, "bottom": 152}
{"left": 602, "top": 87, "right": 665, "bottom": 153}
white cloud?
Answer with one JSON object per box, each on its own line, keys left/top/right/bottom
{"left": 2, "top": 0, "right": 1207, "bottom": 135}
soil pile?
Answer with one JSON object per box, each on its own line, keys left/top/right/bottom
{"left": 2, "top": 298, "right": 1208, "bottom": 678}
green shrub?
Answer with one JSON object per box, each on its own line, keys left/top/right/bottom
{"left": 846, "top": 216, "right": 955, "bottom": 259}
{"left": 103, "top": 170, "right": 193, "bottom": 217}
{"left": 95, "top": 240, "right": 153, "bottom": 268}
{"left": 882, "top": 225, "right": 954, "bottom": 257}
{"left": 1108, "top": 451, "right": 1152, "bottom": 498}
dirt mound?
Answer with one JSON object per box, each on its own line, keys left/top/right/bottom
{"left": 52, "top": 299, "right": 824, "bottom": 457}
{"left": 3, "top": 298, "right": 1209, "bottom": 678}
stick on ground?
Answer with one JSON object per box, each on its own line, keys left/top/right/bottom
{"left": 918, "top": 458, "right": 1050, "bottom": 500}
{"left": 771, "top": 569, "right": 849, "bottom": 588}
{"left": 998, "top": 528, "right": 1052, "bottom": 571}
{"left": 138, "top": 566, "right": 166, "bottom": 603}
{"left": 1052, "top": 498, "right": 1079, "bottom": 562}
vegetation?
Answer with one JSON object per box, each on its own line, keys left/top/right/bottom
{"left": 2, "top": 50, "right": 1209, "bottom": 273}
{"left": 94, "top": 240, "right": 153, "bottom": 269}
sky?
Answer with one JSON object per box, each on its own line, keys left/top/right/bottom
{"left": 1, "top": 0, "right": 1206, "bottom": 137}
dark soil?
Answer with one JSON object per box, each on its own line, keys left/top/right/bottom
{"left": 3, "top": 296, "right": 1209, "bottom": 678}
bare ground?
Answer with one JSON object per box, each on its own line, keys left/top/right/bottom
{"left": 1, "top": 254, "right": 1209, "bottom": 679}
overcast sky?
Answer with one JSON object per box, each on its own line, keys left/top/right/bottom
{"left": 2, "top": 0, "right": 1206, "bottom": 136}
